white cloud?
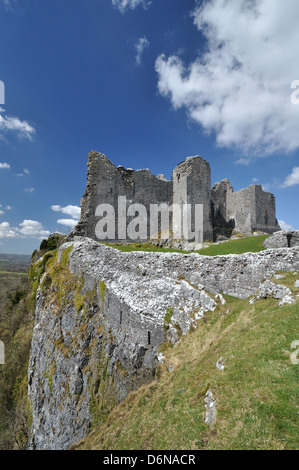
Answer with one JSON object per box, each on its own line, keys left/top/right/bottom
{"left": 0, "top": 109, "right": 35, "bottom": 141}
{"left": 18, "top": 220, "right": 50, "bottom": 238}
{"left": 57, "top": 219, "right": 78, "bottom": 229}
{"left": 281, "top": 167, "right": 299, "bottom": 187}
{"left": 135, "top": 36, "right": 150, "bottom": 66}
{"left": 252, "top": 178, "right": 259, "bottom": 183}
{"left": 235, "top": 157, "right": 251, "bottom": 166}
{"left": 0, "top": 219, "right": 50, "bottom": 240}
{"left": 0, "top": 162, "right": 10, "bottom": 169}
{"left": 52, "top": 205, "right": 80, "bottom": 231}
{"left": 17, "top": 168, "right": 30, "bottom": 177}
{"left": 1, "top": 1, "right": 17, "bottom": 12}
{"left": 155, "top": 0, "right": 299, "bottom": 156}
{"left": 278, "top": 220, "right": 294, "bottom": 231}
{"left": 25, "top": 187, "right": 35, "bottom": 193}
{"left": 0, "top": 221, "right": 17, "bottom": 239}
{"left": 0, "top": 204, "right": 12, "bottom": 216}
{"left": 51, "top": 204, "right": 81, "bottom": 219}
{"left": 112, "top": 0, "right": 151, "bottom": 14}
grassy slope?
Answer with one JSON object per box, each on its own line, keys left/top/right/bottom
{"left": 197, "top": 234, "right": 269, "bottom": 256}
{"left": 76, "top": 256, "right": 299, "bottom": 450}
{"left": 105, "top": 234, "right": 269, "bottom": 256}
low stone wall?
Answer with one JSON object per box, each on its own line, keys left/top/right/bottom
{"left": 67, "top": 237, "right": 299, "bottom": 299}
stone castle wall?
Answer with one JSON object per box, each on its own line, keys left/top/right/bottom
{"left": 173, "top": 156, "right": 213, "bottom": 242}
{"left": 72, "top": 151, "right": 280, "bottom": 243}
{"left": 211, "top": 181, "right": 280, "bottom": 237}
{"left": 74, "top": 151, "right": 172, "bottom": 242}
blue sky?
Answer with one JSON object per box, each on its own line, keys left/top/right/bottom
{"left": 0, "top": 0, "right": 299, "bottom": 254}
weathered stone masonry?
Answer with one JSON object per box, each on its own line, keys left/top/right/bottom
{"left": 72, "top": 151, "right": 280, "bottom": 243}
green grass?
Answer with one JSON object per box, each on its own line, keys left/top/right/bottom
{"left": 103, "top": 242, "right": 190, "bottom": 254}
{"left": 75, "top": 270, "right": 299, "bottom": 451}
{"left": 197, "top": 234, "right": 270, "bottom": 256}
{"left": 103, "top": 234, "right": 269, "bottom": 257}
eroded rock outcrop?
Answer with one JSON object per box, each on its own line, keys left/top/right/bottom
{"left": 263, "top": 230, "right": 299, "bottom": 249}
{"left": 27, "top": 238, "right": 299, "bottom": 449}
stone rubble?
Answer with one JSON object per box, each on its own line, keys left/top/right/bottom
{"left": 264, "top": 230, "right": 299, "bottom": 249}
{"left": 216, "top": 357, "right": 225, "bottom": 371}
{"left": 204, "top": 390, "right": 217, "bottom": 427}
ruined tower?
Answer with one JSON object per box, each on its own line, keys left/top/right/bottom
{"left": 172, "top": 156, "right": 213, "bottom": 242}
{"left": 211, "top": 180, "right": 281, "bottom": 238}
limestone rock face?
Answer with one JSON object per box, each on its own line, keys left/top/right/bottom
{"left": 249, "top": 280, "right": 293, "bottom": 304}
{"left": 264, "top": 230, "right": 299, "bottom": 249}
{"left": 27, "top": 239, "right": 218, "bottom": 450}
{"left": 27, "top": 238, "right": 299, "bottom": 449}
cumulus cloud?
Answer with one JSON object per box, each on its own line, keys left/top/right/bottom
{"left": 281, "top": 167, "right": 299, "bottom": 187}
{"left": 155, "top": 0, "right": 299, "bottom": 156}
{"left": 278, "top": 220, "right": 294, "bottom": 231}
{"left": 18, "top": 220, "right": 50, "bottom": 238}
{"left": 135, "top": 36, "right": 150, "bottom": 66}
{"left": 0, "top": 162, "right": 10, "bottom": 169}
{"left": 0, "top": 109, "right": 35, "bottom": 141}
{"left": 112, "top": 0, "right": 151, "bottom": 14}
{"left": 0, "top": 222, "right": 16, "bottom": 239}
{"left": 52, "top": 204, "right": 80, "bottom": 230}
{"left": 57, "top": 219, "right": 78, "bottom": 229}
{"left": 0, "top": 219, "right": 50, "bottom": 240}
{"left": 51, "top": 204, "right": 81, "bottom": 219}
{"left": 0, "top": 204, "right": 9, "bottom": 215}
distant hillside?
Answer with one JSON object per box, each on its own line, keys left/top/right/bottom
{"left": 0, "top": 254, "right": 31, "bottom": 274}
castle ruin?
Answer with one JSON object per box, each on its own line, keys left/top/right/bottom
{"left": 72, "top": 151, "right": 280, "bottom": 243}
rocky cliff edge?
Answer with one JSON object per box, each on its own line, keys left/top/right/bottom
{"left": 27, "top": 237, "right": 299, "bottom": 449}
